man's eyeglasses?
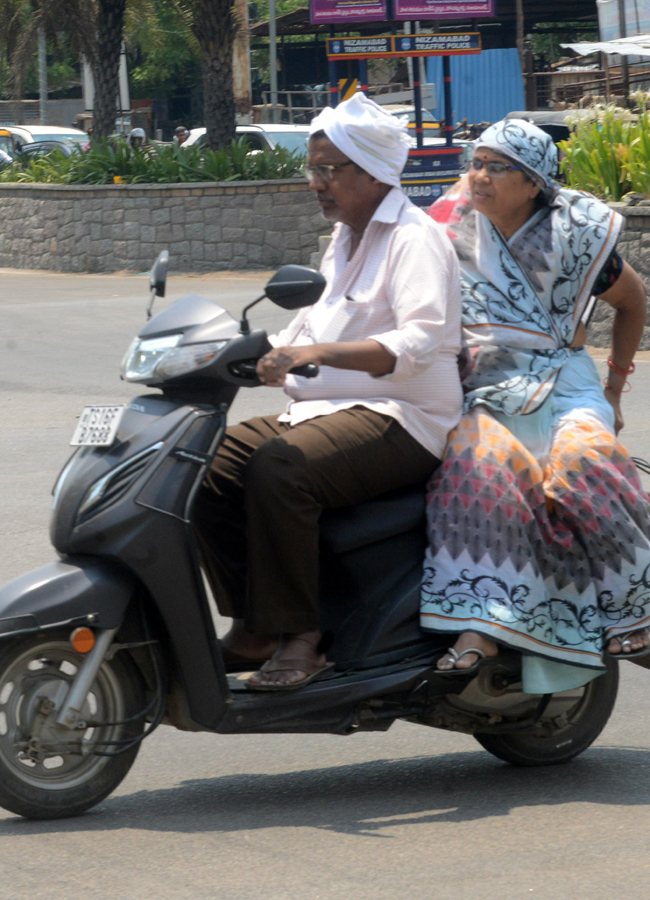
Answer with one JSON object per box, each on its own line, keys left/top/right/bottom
{"left": 466, "top": 158, "right": 522, "bottom": 178}
{"left": 302, "top": 161, "right": 355, "bottom": 183}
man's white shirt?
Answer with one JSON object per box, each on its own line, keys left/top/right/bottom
{"left": 271, "top": 188, "right": 463, "bottom": 459}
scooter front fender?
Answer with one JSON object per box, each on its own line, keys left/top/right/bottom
{"left": 0, "top": 556, "right": 135, "bottom": 639}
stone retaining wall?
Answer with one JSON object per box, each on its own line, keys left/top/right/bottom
{"left": 0, "top": 182, "right": 648, "bottom": 350}
{"left": 0, "top": 180, "right": 332, "bottom": 273}
{"left": 589, "top": 198, "right": 650, "bottom": 349}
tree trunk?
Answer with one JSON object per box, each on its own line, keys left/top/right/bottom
{"left": 192, "top": 0, "right": 237, "bottom": 150}
{"left": 93, "top": 0, "right": 127, "bottom": 141}
{"left": 10, "top": 76, "right": 25, "bottom": 126}
{"left": 202, "top": 45, "right": 236, "bottom": 148}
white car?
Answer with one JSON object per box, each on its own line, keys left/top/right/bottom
{"left": 184, "top": 124, "right": 310, "bottom": 155}
{"left": 5, "top": 125, "right": 89, "bottom": 153}
{"left": 382, "top": 103, "right": 441, "bottom": 135}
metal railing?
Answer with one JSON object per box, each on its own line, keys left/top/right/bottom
{"left": 557, "top": 68, "right": 650, "bottom": 104}
{"left": 260, "top": 90, "right": 328, "bottom": 124}
{"left": 258, "top": 83, "right": 413, "bottom": 123}
{"left": 0, "top": 99, "right": 40, "bottom": 125}
{"left": 531, "top": 63, "right": 650, "bottom": 109}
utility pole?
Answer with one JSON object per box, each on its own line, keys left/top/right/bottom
{"left": 618, "top": 0, "right": 630, "bottom": 101}
{"left": 515, "top": 0, "right": 524, "bottom": 69}
{"left": 269, "top": 0, "right": 279, "bottom": 124}
{"left": 38, "top": 25, "right": 47, "bottom": 125}
{"left": 233, "top": 0, "right": 252, "bottom": 121}
{"left": 515, "top": 0, "right": 525, "bottom": 108}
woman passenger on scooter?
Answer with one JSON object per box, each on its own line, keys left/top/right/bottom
{"left": 421, "top": 118, "right": 650, "bottom": 692}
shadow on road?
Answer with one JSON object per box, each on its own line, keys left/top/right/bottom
{"left": 2, "top": 744, "right": 650, "bottom": 835}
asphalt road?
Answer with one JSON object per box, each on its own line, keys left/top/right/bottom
{"left": 2, "top": 268, "right": 650, "bottom": 900}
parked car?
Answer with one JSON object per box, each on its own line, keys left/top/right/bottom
{"left": 4, "top": 125, "right": 89, "bottom": 154}
{"left": 504, "top": 109, "right": 593, "bottom": 146}
{"left": 250, "top": 124, "right": 312, "bottom": 154}
{"left": 184, "top": 124, "right": 310, "bottom": 155}
{"left": 382, "top": 103, "right": 441, "bottom": 135}
{"left": 0, "top": 128, "right": 13, "bottom": 159}
{"left": 14, "top": 140, "right": 78, "bottom": 161}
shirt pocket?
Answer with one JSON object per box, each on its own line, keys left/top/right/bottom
{"left": 315, "top": 293, "right": 374, "bottom": 343}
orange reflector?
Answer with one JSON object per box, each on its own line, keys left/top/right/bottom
{"left": 70, "top": 627, "right": 96, "bottom": 654}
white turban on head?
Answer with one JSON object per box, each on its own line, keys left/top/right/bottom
{"left": 309, "top": 93, "right": 410, "bottom": 189}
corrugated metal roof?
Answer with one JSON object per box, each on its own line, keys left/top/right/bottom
{"left": 426, "top": 49, "right": 525, "bottom": 125}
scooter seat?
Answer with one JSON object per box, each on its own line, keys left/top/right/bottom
{"left": 319, "top": 485, "right": 426, "bottom": 554}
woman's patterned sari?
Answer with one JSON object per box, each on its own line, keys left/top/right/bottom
{"left": 420, "top": 178, "right": 650, "bottom": 680}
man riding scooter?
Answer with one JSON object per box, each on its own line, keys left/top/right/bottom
{"left": 193, "top": 94, "right": 463, "bottom": 691}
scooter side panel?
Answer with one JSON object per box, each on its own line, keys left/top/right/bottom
{"left": 0, "top": 556, "right": 136, "bottom": 638}
{"left": 113, "top": 515, "right": 229, "bottom": 727}
{"left": 53, "top": 400, "right": 230, "bottom": 728}
{"left": 319, "top": 526, "right": 443, "bottom": 664}
{"left": 50, "top": 396, "right": 196, "bottom": 548}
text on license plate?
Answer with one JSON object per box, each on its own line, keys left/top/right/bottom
{"left": 70, "top": 405, "right": 125, "bottom": 447}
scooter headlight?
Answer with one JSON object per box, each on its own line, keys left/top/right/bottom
{"left": 154, "top": 341, "right": 227, "bottom": 379}
{"left": 121, "top": 334, "right": 228, "bottom": 383}
{"left": 121, "top": 334, "right": 182, "bottom": 382}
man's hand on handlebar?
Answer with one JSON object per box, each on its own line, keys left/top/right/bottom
{"left": 257, "top": 346, "right": 321, "bottom": 387}
{"left": 257, "top": 339, "right": 396, "bottom": 387}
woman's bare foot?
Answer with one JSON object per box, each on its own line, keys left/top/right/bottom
{"left": 607, "top": 629, "right": 650, "bottom": 656}
{"left": 221, "top": 619, "right": 279, "bottom": 661}
{"left": 247, "top": 631, "right": 327, "bottom": 688}
{"left": 436, "top": 631, "right": 499, "bottom": 671}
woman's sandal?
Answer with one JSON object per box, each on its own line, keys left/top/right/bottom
{"left": 437, "top": 646, "right": 488, "bottom": 677}
{"left": 245, "top": 658, "right": 335, "bottom": 692}
{"left": 605, "top": 629, "right": 650, "bottom": 660}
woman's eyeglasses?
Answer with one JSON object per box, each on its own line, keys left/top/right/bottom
{"left": 466, "top": 158, "right": 522, "bottom": 178}
{"left": 302, "top": 161, "right": 355, "bottom": 183}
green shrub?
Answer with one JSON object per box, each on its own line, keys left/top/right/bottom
{"left": 0, "top": 138, "right": 305, "bottom": 185}
{"left": 560, "top": 97, "right": 650, "bottom": 201}
{"left": 0, "top": 147, "right": 76, "bottom": 183}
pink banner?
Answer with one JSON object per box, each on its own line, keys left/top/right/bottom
{"left": 393, "top": 0, "right": 494, "bottom": 19}
{"left": 310, "top": 0, "right": 388, "bottom": 25}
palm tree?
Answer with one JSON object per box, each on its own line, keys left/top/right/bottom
{"left": 93, "top": 0, "right": 128, "bottom": 139}
{"left": 174, "top": 0, "right": 237, "bottom": 149}
{"left": 2, "top": 0, "right": 128, "bottom": 140}
{"left": 2, "top": 0, "right": 96, "bottom": 124}
{"left": 0, "top": 1, "right": 28, "bottom": 87}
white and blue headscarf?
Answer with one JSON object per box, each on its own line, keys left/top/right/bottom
{"left": 475, "top": 118, "right": 560, "bottom": 197}
{"left": 429, "top": 118, "right": 623, "bottom": 416}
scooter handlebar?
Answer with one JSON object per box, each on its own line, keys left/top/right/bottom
{"left": 289, "top": 363, "right": 319, "bottom": 378}
{"left": 226, "top": 359, "right": 319, "bottom": 380}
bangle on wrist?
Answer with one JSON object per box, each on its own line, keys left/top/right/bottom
{"left": 607, "top": 357, "right": 635, "bottom": 377}
{"left": 604, "top": 378, "right": 631, "bottom": 393}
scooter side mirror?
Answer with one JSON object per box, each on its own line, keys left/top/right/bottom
{"left": 264, "top": 265, "right": 326, "bottom": 310}
{"left": 150, "top": 250, "right": 169, "bottom": 298}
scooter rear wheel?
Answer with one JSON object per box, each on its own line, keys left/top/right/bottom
{"left": 0, "top": 631, "right": 145, "bottom": 819}
{"left": 474, "top": 660, "right": 618, "bottom": 767}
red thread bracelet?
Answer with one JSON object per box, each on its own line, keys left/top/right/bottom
{"left": 607, "top": 357, "right": 635, "bottom": 376}
{"left": 604, "top": 378, "right": 631, "bottom": 393}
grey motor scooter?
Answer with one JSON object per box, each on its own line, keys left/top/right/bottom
{"left": 0, "top": 253, "right": 619, "bottom": 820}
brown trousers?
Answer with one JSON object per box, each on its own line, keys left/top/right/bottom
{"left": 193, "top": 407, "right": 439, "bottom": 634}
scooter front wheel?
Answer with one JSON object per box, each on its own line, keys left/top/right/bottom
{"left": 0, "top": 631, "right": 145, "bottom": 819}
{"left": 475, "top": 660, "right": 618, "bottom": 767}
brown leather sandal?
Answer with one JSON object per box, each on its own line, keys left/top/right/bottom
{"left": 245, "top": 657, "right": 335, "bottom": 691}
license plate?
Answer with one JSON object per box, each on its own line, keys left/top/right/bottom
{"left": 70, "top": 405, "right": 125, "bottom": 447}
